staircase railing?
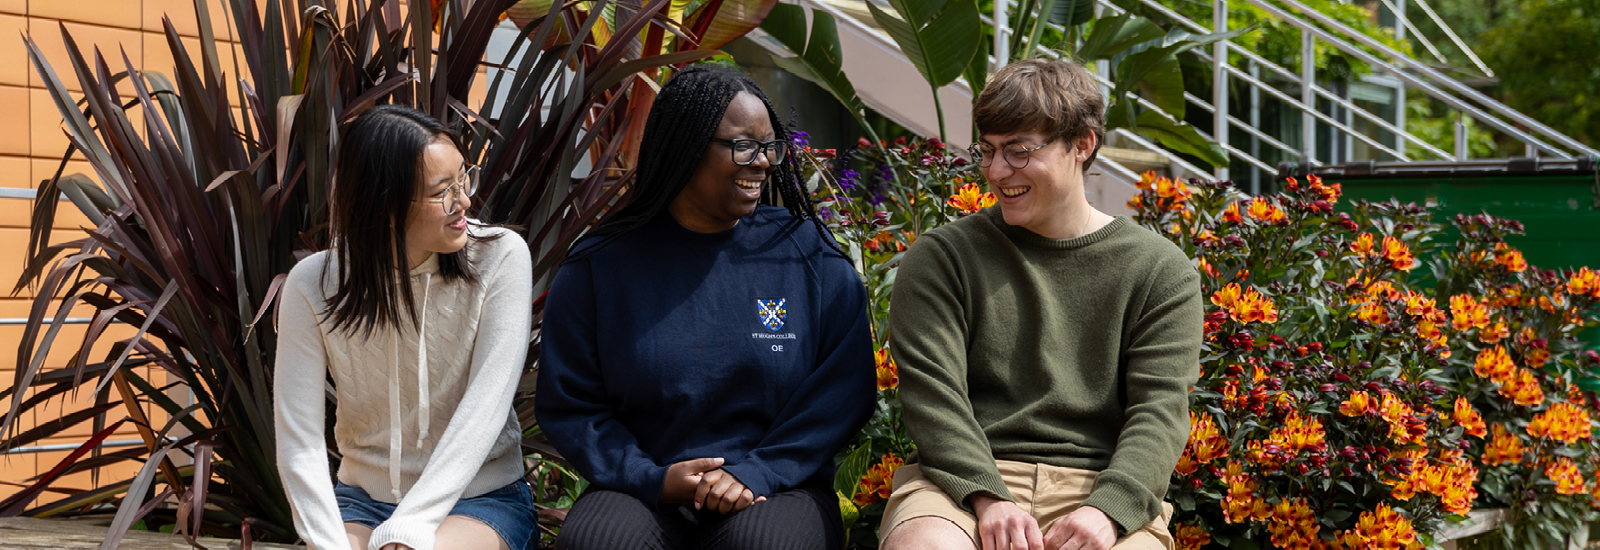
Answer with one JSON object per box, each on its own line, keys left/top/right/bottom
{"left": 998, "top": 0, "right": 1600, "bottom": 186}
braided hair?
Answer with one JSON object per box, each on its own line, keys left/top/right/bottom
{"left": 568, "top": 64, "right": 840, "bottom": 259}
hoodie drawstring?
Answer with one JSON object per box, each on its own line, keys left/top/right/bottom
{"left": 389, "top": 334, "right": 402, "bottom": 501}
{"left": 416, "top": 273, "right": 431, "bottom": 446}
{"left": 388, "top": 271, "right": 434, "bottom": 502}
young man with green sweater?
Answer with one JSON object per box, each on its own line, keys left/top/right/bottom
{"left": 878, "top": 59, "right": 1203, "bottom": 550}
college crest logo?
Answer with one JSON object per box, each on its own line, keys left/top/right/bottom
{"left": 757, "top": 298, "right": 787, "bottom": 332}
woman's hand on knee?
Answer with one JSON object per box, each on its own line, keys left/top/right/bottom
{"left": 660, "top": 457, "right": 725, "bottom": 504}
{"left": 694, "top": 469, "right": 764, "bottom": 514}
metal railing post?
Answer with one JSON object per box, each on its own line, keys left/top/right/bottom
{"left": 994, "top": 0, "right": 1011, "bottom": 73}
{"left": 1301, "top": 30, "right": 1316, "bottom": 168}
{"left": 1249, "top": 61, "right": 1261, "bottom": 194}
{"left": 1455, "top": 117, "right": 1469, "bottom": 160}
{"left": 1213, "top": 0, "right": 1230, "bottom": 181}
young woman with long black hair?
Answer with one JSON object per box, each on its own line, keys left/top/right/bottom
{"left": 275, "top": 105, "right": 535, "bottom": 550}
{"left": 537, "top": 64, "right": 876, "bottom": 549}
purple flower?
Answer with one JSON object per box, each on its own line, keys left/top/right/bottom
{"left": 837, "top": 169, "right": 861, "bottom": 193}
{"left": 790, "top": 130, "right": 811, "bottom": 149}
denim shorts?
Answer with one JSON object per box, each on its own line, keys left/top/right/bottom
{"left": 335, "top": 479, "right": 536, "bottom": 550}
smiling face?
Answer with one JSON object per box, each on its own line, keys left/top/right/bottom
{"left": 403, "top": 136, "right": 472, "bottom": 268}
{"left": 667, "top": 91, "right": 775, "bottom": 233}
{"left": 980, "top": 131, "right": 1096, "bottom": 238}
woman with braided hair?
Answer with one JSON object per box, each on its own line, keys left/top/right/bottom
{"left": 536, "top": 64, "right": 875, "bottom": 549}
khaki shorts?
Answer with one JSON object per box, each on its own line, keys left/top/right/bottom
{"left": 880, "top": 460, "right": 1175, "bottom": 550}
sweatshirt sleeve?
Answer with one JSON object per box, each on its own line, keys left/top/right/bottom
{"left": 535, "top": 257, "right": 671, "bottom": 503}
{"left": 1080, "top": 269, "right": 1202, "bottom": 532}
{"left": 369, "top": 237, "right": 534, "bottom": 550}
{"left": 889, "top": 236, "right": 1012, "bottom": 510}
{"left": 273, "top": 260, "right": 349, "bottom": 550}
{"left": 720, "top": 256, "right": 875, "bottom": 497}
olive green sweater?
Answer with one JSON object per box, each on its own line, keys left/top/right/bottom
{"left": 889, "top": 207, "right": 1203, "bottom": 532}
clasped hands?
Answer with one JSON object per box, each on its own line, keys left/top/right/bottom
{"left": 971, "top": 494, "right": 1118, "bottom": 550}
{"left": 659, "top": 457, "right": 768, "bottom": 514}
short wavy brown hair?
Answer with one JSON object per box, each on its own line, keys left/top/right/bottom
{"left": 972, "top": 59, "right": 1105, "bottom": 170}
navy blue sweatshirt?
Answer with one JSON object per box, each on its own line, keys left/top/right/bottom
{"left": 536, "top": 206, "right": 875, "bottom": 504}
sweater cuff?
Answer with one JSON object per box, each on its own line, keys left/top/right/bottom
{"left": 719, "top": 461, "right": 772, "bottom": 498}
{"left": 920, "top": 464, "right": 1011, "bottom": 513}
{"left": 1080, "top": 470, "right": 1159, "bottom": 534}
{"left": 630, "top": 463, "right": 671, "bottom": 505}
{"left": 370, "top": 518, "right": 439, "bottom": 550}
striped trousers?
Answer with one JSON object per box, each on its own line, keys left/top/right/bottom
{"left": 555, "top": 482, "right": 843, "bottom": 550}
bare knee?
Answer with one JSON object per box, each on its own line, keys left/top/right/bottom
{"left": 435, "top": 515, "right": 510, "bottom": 550}
{"left": 344, "top": 522, "right": 373, "bottom": 550}
{"left": 881, "top": 516, "right": 975, "bottom": 550}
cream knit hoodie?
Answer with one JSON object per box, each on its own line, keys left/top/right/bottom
{"left": 274, "top": 226, "right": 531, "bottom": 550}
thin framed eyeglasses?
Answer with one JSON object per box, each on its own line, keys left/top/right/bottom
{"left": 710, "top": 137, "right": 791, "bottom": 166}
{"left": 416, "top": 165, "right": 480, "bottom": 216}
{"left": 967, "top": 138, "right": 1056, "bottom": 170}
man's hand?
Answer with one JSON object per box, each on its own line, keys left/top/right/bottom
{"left": 971, "top": 494, "right": 1043, "bottom": 550}
{"left": 1043, "top": 506, "right": 1118, "bottom": 550}
{"left": 694, "top": 469, "right": 766, "bottom": 514}
{"left": 659, "top": 457, "right": 724, "bottom": 504}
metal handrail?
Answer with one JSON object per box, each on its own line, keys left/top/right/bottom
{"left": 1256, "top": 0, "right": 1596, "bottom": 158}
{"left": 1074, "top": 0, "right": 1595, "bottom": 166}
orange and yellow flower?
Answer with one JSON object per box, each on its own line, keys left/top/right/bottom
{"left": 1308, "top": 174, "right": 1341, "bottom": 202}
{"left": 874, "top": 347, "right": 899, "bottom": 391}
{"left": 1494, "top": 243, "right": 1528, "bottom": 272}
{"left": 1175, "top": 523, "right": 1211, "bottom": 550}
{"left": 1379, "top": 394, "right": 1427, "bottom": 445}
{"left": 1221, "top": 463, "right": 1272, "bottom": 524}
{"left": 947, "top": 181, "right": 996, "bottom": 213}
{"left": 1450, "top": 294, "right": 1492, "bottom": 331}
{"left": 1483, "top": 424, "right": 1526, "bottom": 466}
{"left": 1222, "top": 201, "right": 1244, "bottom": 223}
{"left": 1544, "top": 457, "right": 1586, "bottom": 495}
{"left": 1212, "top": 283, "right": 1278, "bottom": 324}
{"left": 1268, "top": 498, "right": 1320, "bottom": 549}
{"left": 1381, "top": 236, "right": 1416, "bottom": 270}
{"left": 1336, "top": 504, "right": 1422, "bottom": 550}
{"left": 1351, "top": 233, "right": 1377, "bottom": 256}
{"left": 1177, "top": 411, "right": 1230, "bottom": 475}
{"left": 853, "top": 454, "right": 904, "bottom": 505}
{"left": 1568, "top": 267, "right": 1600, "bottom": 298}
{"left": 1473, "top": 346, "right": 1517, "bottom": 382}
{"left": 1247, "top": 197, "right": 1287, "bottom": 224}
{"left": 1452, "top": 397, "right": 1488, "bottom": 438}
{"left": 1479, "top": 321, "right": 1510, "bottom": 344}
{"left": 1527, "top": 402, "right": 1592, "bottom": 443}
{"left": 1341, "top": 391, "right": 1377, "bottom": 417}
{"left": 1499, "top": 368, "right": 1545, "bottom": 406}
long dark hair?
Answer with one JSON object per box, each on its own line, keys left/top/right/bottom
{"left": 569, "top": 64, "right": 838, "bottom": 258}
{"left": 325, "top": 104, "right": 482, "bottom": 335}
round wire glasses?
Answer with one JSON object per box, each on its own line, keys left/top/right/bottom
{"left": 967, "top": 138, "right": 1056, "bottom": 170}
{"left": 417, "top": 165, "right": 480, "bottom": 216}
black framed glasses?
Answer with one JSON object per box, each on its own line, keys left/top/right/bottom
{"left": 967, "top": 138, "right": 1056, "bottom": 170}
{"left": 710, "top": 138, "right": 791, "bottom": 166}
{"left": 416, "top": 165, "right": 480, "bottom": 216}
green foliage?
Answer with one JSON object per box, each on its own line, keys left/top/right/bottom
{"left": 868, "top": 0, "right": 982, "bottom": 139}
{"left": 1477, "top": 0, "right": 1600, "bottom": 147}
{"left": 1141, "top": 0, "right": 1412, "bottom": 82}
{"left": 1404, "top": 97, "right": 1499, "bottom": 159}
{"left": 762, "top": 4, "right": 880, "bottom": 145}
